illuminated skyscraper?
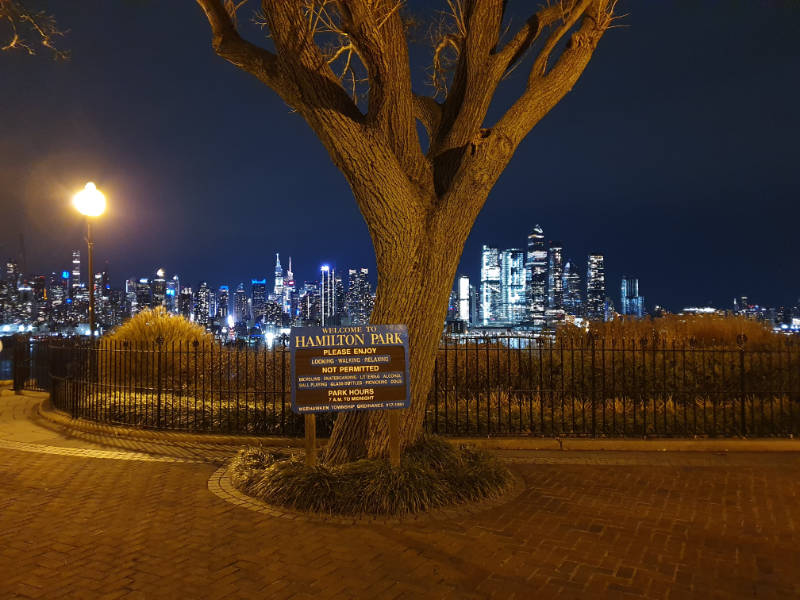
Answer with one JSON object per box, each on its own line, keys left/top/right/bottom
{"left": 216, "top": 285, "right": 229, "bottom": 320}
{"left": 194, "top": 282, "right": 211, "bottom": 326}
{"left": 562, "top": 260, "right": 583, "bottom": 316}
{"left": 283, "top": 257, "right": 295, "bottom": 314}
{"left": 233, "top": 283, "right": 249, "bottom": 324}
{"left": 586, "top": 253, "right": 606, "bottom": 320}
{"left": 274, "top": 254, "right": 284, "bottom": 298}
{"left": 252, "top": 279, "right": 267, "bottom": 321}
{"left": 480, "top": 246, "right": 501, "bottom": 326}
{"left": 457, "top": 275, "right": 471, "bottom": 324}
{"left": 320, "top": 265, "right": 336, "bottom": 326}
{"left": 547, "top": 241, "right": 564, "bottom": 311}
{"left": 165, "top": 275, "right": 179, "bottom": 313}
{"left": 135, "top": 278, "right": 152, "bottom": 309}
{"left": 178, "top": 286, "right": 193, "bottom": 320}
{"left": 152, "top": 269, "right": 166, "bottom": 307}
{"left": 525, "top": 225, "right": 547, "bottom": 326}
{"left": 346, "top": 268, "right": 372, "bottom": 325}
{"left": 501, "top": 249, "right": 526, "bottom": 324}
{"left": 621, "top": 276, "right": 644, "bottom": 318}
{"left": 71, "top": 250, "right": 81, "bottom": 299}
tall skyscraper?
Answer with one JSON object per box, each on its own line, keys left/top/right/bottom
{"left": 194, "top": 282, "right": 211, "bottom": 326}
{"left": 165, "top": 275, "right": 179, "bottom": 313}
{"left": 152, "top": 269, "right": 166, "bottom": 307}
{"left": 320, "top": 265, "right": 336, "bottom": 326}
{"left": 525, "top": 225, "right": 547, "bottom": 326}
{"left": 562, "top": 260, "right": 583, "bottom": 316}
{"left": 457, "top": 275, "right": 471, "bottom": 324}
{"left": 216, "top": 285, "right": 229, "bottom": 320}
{"left": 346, "top": 268, "right": 372, "bottom": 325}
{"left": 586, "top": 253, "right": 606, "bottom": 321}
{"left": 273, "top": 254, "right": 284, "bottom": 298}
{"left": 283, "top": 257, "right": 295, "bottom": 314}
{"left": 70, "top": 250, "right": 81, "bottom": 299}
{"left": 135, "top": 278, "right": 152, "bottom": 309}
{"left": 251, "top": 279, "right": 267, "bottom": 321}
{"left": 480, "top": 245, "right": 501, "bottom": 326}
{"left": 547, "top": 241, "right": 564, "bottom": 311}
{"left": 621, "top": 276, "right": 644, "bottom": 318}
{"left": 178, "top": 286, "right": 193, "bottom": 320}
{"left": 501, "top": 249, "right": 526, "bottom": 324}
{"left": 233, "top": 283, "right": 249, "bottom": 324}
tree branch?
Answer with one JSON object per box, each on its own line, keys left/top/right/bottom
{"left": 437, "top": 0, "right": 614, "bottom": 220}
{"left": 413, "top": 93, "right": 442, "bottom": 138}
{"left": 334, "top": 0, "right": 429, "bottom": 189}
{"left": 492, "top": 4, "right": 564, "bottom": 77}
{"left": 195, "top": 0, "right": 284, "bottom": 93}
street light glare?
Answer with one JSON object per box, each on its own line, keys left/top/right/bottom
{"left": 73, "top": 181, "right": 106, "bottom": 217}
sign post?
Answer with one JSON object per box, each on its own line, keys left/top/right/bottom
{"left": 388, "top": 410, "right": 401, "bottom": 467}
{"left": 290, "top": 324, "right": 410, "bottom": 466}
{"left": 304, "top": 413, "right": 317, "bottom": 467}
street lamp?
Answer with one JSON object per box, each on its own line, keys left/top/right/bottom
{"left": 73, "top": 182, "right": 106, "bottom": 336}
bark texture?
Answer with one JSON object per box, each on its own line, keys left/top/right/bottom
{"left": 196, "top": 0, "right": 617, "bottom": 464}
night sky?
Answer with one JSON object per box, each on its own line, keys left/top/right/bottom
{"left": 1, "top": 1, "right": 798, "bottom": 312}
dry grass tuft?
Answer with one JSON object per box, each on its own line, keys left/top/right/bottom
{"left": 229, "top": 435, "right": 511, "bottom": 516}
{"left": 103, "top": 307, "right": 212, "bottom": 347}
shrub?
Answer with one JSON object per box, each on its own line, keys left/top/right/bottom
{"left": 103, "top": 307, "right": 212, "bottom": 346}
{"left": 559, "top": 314, "right": 783, "bottom": 349}
{"left": 229, "top": 435, "right": 512, "bottom": 516}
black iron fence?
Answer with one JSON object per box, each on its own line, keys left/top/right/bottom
{"left": 9, "top": 335, "right": 800, "bottom": 438}
{"left": 426, "top": 336, "right": 800, "bottom": 437}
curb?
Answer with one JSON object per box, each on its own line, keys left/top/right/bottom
{"left": 37, "top": 397, "right": 305, "bottom": 448}
{"left": 459, "top": 436, "right": 800, "bottom": 452}
{"left": 36, "top": 395, "right": 800, "bottom": 453}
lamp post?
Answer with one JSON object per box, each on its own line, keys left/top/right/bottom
{"left": 72, "top": 182, "right": 106, "bottom": 337}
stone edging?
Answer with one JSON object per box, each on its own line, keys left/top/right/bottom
{"left": 207, "top": 461, "right": 526, "bottom": 525}
{"left": 36, "top": 395, "right": 800, "bottom": 453}
{"left": 37, "top": 397, "right": 304, "bottom": 448}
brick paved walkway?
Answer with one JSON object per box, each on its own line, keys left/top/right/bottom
{"left": 1, "top": 390, "right": 799, "bottom": 599}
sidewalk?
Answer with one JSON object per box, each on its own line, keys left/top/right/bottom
{"left": 1, "top": 389, "right": 799, "bottom": 599}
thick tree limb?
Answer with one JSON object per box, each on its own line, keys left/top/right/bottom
{"left": 492, "top": 4, "right": 564, "bottom": 77}
{"left": 413, "top": 93, "right": 442, "bottom": 137}
{"left": 196, "top": 0, "right": 284, "bottom": 93}
{"left": 335, "top": 0, "right": 430, "bottom": 190}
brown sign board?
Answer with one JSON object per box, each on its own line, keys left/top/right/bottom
{"left": 290, "top": 324, "right": 410, "bottom": 414}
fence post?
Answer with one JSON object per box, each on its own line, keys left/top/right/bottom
{"left": 739, "top": 344, "right": 746, "bottom": 437}
{"left": 156, "top": 338, "right": 164, "bottom": 428}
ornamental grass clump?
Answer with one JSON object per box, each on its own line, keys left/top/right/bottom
{"left": 229, "top": 435, "right": 511, "bottom": 516}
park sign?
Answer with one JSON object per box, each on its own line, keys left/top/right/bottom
{"left": 290, "top": 324, "right": 410, "bottom": 414}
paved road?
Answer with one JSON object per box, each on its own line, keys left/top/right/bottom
{"left": 1, "top": 389, "right": 799, "bottom": 599}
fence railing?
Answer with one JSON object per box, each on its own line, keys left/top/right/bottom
{"left": 11, "top": 335, "right": 800, "bottom": 438}
{"left": 425, "top": 336, "right": 800, "bottom": 437}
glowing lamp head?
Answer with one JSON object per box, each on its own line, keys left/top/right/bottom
{"left": 73, "top": 182, "right": 106, "bottom": 217}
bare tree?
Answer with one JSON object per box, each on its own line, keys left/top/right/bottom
{"left": 0, "top": 0, "right": 67, "bottom": 58}
{"left": 196, "top": 0, "right": 619, "bottom": 464}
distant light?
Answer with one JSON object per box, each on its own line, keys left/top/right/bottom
{"left": 227, "top": 314, "right": 234, "bottom": 328}
{"left": 72, "top": 182, "right": 106, "bottom": 217}
{"left": 61, "top": 271, "right": 70, "bottom": 279}
{"left": 156, "top": 268, "right": 165, "bottom": 278}
{"left": 139, "top": 278, "right": 149, "bottom": 284}
{"left": 321, "top": 265, "right": 330, "bottom": 272}
{"left": 165, "top": 289, "right": 175, "bottom": 296}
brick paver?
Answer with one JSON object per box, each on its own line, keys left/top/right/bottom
{"left": 1, "top": 390, "right": 799, "bottom": 599}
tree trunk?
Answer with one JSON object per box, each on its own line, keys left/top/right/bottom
{"left": 324, "top": 198, "right": 472, "bottom": 465}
